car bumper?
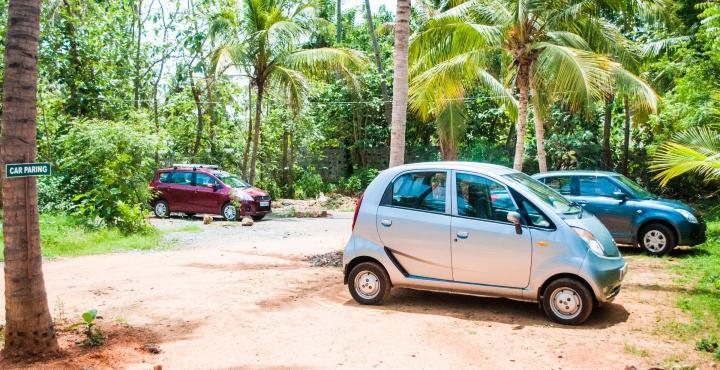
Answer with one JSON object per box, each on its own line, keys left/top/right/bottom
{"left": 238, "top": 200, "right": 272, "bottom": 216}
{"left": 678, "top": 221, "right": 707, "bottom": 246}
{"left": 582, "top": 254, "right": 627, "bottom": 304}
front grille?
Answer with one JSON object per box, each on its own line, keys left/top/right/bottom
{"left": 255, "top": 195, "right": 271, "bottom": 201}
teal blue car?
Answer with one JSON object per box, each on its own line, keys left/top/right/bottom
{"left": 533, "top": 171, "right": 706, "bottom": 255}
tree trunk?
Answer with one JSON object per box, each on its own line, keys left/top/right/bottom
{"left": 513, "top": 62, "right": 530, "bottom": 171}
{"left": 363, "top": 0, "right": 391, "bottom": 125}
{"left": 62, "top": 0, "right": 80, "bottom": 117}
{"left": 603, "top": 95, "right": 614, "bottom": 170}
{"left": 531, "top": 90, "right": 547, "bottom": 173}
{"left": 1, "top": 0, "right": 60, "bottom": 357}
{"left": 242, "top": 82, "right": 253, "bottom": 178}
{"left": 248, "top": 82, "right": 264, "bottom": 184}
{"left": 282, "top": 127, "right": 290, "bottom": 197}
{"left": 621, "top": 96, "right": 631, "bottom": 176}
{"left": 189, "top": 72, "right": 204, "bottom": 158}
{"left": 336, "top": 0, "right": 342, "bottom": 43}
{"left": 206, "top": 86, "right": 217, "bottom": 158}
{"left": 439, "top": 140, "right": 458, "bottom": 161}
{"left": 388, "top": 0, "right": 411, "bottom": 168}
{"left": 133, "top": 0, "right": 143, "bottom": 109}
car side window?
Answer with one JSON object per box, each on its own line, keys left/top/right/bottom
{"left": 388, "top": 171, "right": 447, "bottom": 213}
{"left": 159, "top": 172, "right": 172, "bottom": 183}
{"left": 578, "top": 176, "right": 622, "bottom": 197}
{"left": 456, "top": 173, "right": 518, "bottom": 223}
{"left": 520, "top": 200, "right": 552, "bottom": 228}
{"left": 543, "top": 176, "right": 572, "bottom": 195}
{"left": 195, "top": 173, "right": 218, "bottom": 187}
{"left": 170, "top": 171, "right": 193, "bottom": 186}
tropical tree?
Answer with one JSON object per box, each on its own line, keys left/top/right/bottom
{"left": 1, "top": 0, "right": 60, "bottom": 356}
{"left": 210, "top": 0, "right": 365, "bottom": 183}
{"left": 652, "top": 125, "right": 720, "bottom": 186}
{"left": 363, "top": 0, "right": 391, "bottom": 124}
{"left": 408, "top": 0, "right": 664, "bottom": 171}
{"left": 388, "top": 0, "right": 411, "bottom": 167}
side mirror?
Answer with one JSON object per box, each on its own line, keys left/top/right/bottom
{"left": 507, "top": 211, "right": 523, "bottom": 235}
{"left": 612, "top": 191, "right": 627, "bottom": 201}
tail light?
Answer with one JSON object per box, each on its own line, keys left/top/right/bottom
{"left": 352, "top": 192, "right": 364, "bottom": 231}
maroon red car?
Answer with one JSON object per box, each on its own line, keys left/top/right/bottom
{"left": 150, "top": 164, "right": 271, "bottom": 221}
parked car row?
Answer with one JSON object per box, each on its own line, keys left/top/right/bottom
{"left": 150, "top": 164, "right": 271, "bottom": 221}
{"left": 342, "top": 162, "right": 704, "bottom": 325}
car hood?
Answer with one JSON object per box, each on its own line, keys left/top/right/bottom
{"left": 642, "top": 198, "right": 696, "bottom": 213}
{"left": 565, "top": 213, "right": 621, "bottom": 257}
{"left": 234, "top": 187, "right": 270, "bottom": 197}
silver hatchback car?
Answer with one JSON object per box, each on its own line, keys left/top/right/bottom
{"left": 343, "top": 162, "right": 627, "bottom": 325}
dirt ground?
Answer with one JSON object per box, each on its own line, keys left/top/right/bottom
{"left": 0, "top": 213, "right": 713, "bottom": 369}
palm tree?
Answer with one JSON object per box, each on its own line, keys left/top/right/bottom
{"left": 1, "top": 0, "right": 60, "bottom": 356}
{"left": 210, "top": 0, "right": 365, "bottom": 183}
{"left": 652, "top": 126, "right": 720, "bottom": 186}
{"left": 408, "top": 0, "right": 661, "bottom": 171}
{"left": 363, "top": 0, "right": 391, "bottom": 124}
{"left": 388, "top": 0, "right": 411, "bottom": 167}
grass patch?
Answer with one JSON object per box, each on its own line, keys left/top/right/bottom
{"left": 0, "top": 213, "right": 200, "bottom": 260}
{"left": 624, "top": 343, "right": 651, "bottom": 358}
{"left": 663, "top": 213, "right": 720, "bottom": 357}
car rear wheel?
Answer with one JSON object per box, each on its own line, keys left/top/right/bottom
{"left": 222, "top": 203, "right": 238, "bottom": 221}
{"left": 153, "top": 200, "right": 169, "bottom": 218}
{"left": 639, "top": 223, "right": 676, "bottom": 256}
{"left": 542, "top": 278, "right": 594, "bottom": 325}
{"left": 348, "top": 262, "right": 391, "bottom": 305}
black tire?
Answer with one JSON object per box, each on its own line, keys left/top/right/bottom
{"left": 222, "top": 203, "right": 238, "bottom": 221}
{"left": 348, "top": 262, "right": 392, "bottom": 305}
{"left": 542, "top": 278, "right": 594, "bottom": 325}
{"left": 639, "top": 223, "right": 676, "bottom": 256}
{"left": 252, "top": 215, "right": 265, "bottom": 222}
{"left": 184, "top": 212, "right": 196, "bottom": 218}
{"left": 153, "top": 200, "right": 170, "bottom": 218}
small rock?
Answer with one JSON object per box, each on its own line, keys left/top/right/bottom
{"left": 203, "top": 215, "right": 213, "bottom": 224}
{"left": 241, "top": 217, "right": 254, "bottom": 226}
{"left": 624, "top": 366, "right": 637, "bottom": 370}
{"left": 143, "top": 343, "right": 162, "bottom": 354}
{"left": 512, "top": 325, "right": 524, "bottom": 330}
{"left": 153, "top": 365, "right": 163, "bottom": 370}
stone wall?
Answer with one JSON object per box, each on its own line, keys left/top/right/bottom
{"left": 308, "top": 146, "right": 439, "bottom": 181}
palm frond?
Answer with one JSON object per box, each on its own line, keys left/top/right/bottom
{"left": 640, "top": 36, "right": 690, "bottom": 58}
{"left": 436, "top": 103, "right": 469, "bottom": 157}
{"left": 271, "top": 66, "right": 309, "bottom": 114}
{"left": 651, "top": 127, "right": 720, "bottom": 186}
{"left": 612, "top": 67, "right": 658, "bottom": 113}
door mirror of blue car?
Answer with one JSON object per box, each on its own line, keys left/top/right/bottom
{"left": 612, "top": 191, "right": 627, "bottom": 201}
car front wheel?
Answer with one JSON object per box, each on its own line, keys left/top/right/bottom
{"left": 542, "top": 278, "right": 594, "bottom": 325}
{"left": 639, "top": 223, "right": 676, "bottom": 256}
{"left": 222, "top": 203, "right": 238, "bottom": 221}
{"left": 348, "top": 262, "right": 391, "bottom": 305}
{"left": 153, "top": 200, "right": 169, "bottom": 218}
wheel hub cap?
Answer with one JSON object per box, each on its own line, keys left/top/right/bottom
{"left": 644, "top": 230, "right": 667, "bottom": 252}
{"left": 550, "top": 288, "right": 582, "bottom": 319}
{"left": 224, "top": 205, "right": 236, "bottom": 219}
{"left": 354, "top": 271, "right": 380, "bottom": 299}
{"left": 156, "top": 203, "right": 167, "bottom": 216}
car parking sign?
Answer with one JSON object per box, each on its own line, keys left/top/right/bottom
{"left": 5, "top": 162, "right": 52, "bottom": 178}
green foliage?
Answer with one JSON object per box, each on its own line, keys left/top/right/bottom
{"left": 294, "top": 172, "right": 325, "bottom": 199}
{"left": 652, "top": 127, "right": 720, "bottom": 186}
{"left": 68, "top": 309, "right": 104, "bottom": 347}
{"left": 56, "top": 118, "right": 157, "bottom": 233}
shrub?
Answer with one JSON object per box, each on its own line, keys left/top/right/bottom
{"left": 56, "top": 119, "right": 157, "bottom": 233}
{"left": 294, "top": 172, "right": 324, "bottom": 198}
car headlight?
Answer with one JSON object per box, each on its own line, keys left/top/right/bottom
{"left": 233, "top": 189, "right": 254, "bottom": 201}
{"left": 675, "top": 209, "right": 698, "bottom": 224}
{"left": 573, "top": 227, "right": 606, "bottom": 257}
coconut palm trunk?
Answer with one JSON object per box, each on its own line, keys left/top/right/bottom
{"left": 1, "top": 0, "right": 60, "bottom": 357}
{"left": 531, "top": 89, "right": 548, "bottom": 173}
{"left": 622, "top": 96, "right": 631, "bottom": 175}
{"left": 248, "top": 82, "right": 264, "bottom": 183}
{"left": 513, "top": 62, "right": 530, "bottom": 171}
{"left": 603, "top": 95, "right": 614, "bottom": 169}
{"left": 389, "top": 0, "right": 411, "bottom": 168}
{"left": 242, "top": 81, "right": 253, "bottom": 178}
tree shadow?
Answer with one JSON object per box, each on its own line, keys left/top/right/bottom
{"left": 619, "top": 245, "right": 708, "bottom": 258}
{"left": 345, "top": 288, "right": 629, "bottom": 329}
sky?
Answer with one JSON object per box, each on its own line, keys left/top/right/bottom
{"left": 346, "top": 0, "right": 396, "bottom": 12}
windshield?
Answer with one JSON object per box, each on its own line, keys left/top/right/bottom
{"left": 614, "top": 175, "right": 656, "bottom": 199}
{"left": 504, "top": 172, "right": 581, "bottom": 215}
{"left": 214, "top": 172, "right": 251, "bottom": 188}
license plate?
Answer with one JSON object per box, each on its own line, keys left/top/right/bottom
{"left": 259, "top": 201, "right": 269, "bottom": 207}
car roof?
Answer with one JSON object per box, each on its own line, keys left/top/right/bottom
{"left": 532, "top": 170, "right": 620, "bottom": 177}
{"left": 384, "top": 161, "right": 518, "bottom": 176}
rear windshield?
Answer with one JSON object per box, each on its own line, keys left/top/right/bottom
{"left": 214, "top": 171, "right": 251, "bottom": 188}
{"left": 503, "top": 172, "right": 581, "bottom": 215}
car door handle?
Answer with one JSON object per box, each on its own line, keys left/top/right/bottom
{"left": 380, "top": 219, "right": 392, "bottom": 227}
{"left": 456, "top": 231, "right": 469, "bottom": 239}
